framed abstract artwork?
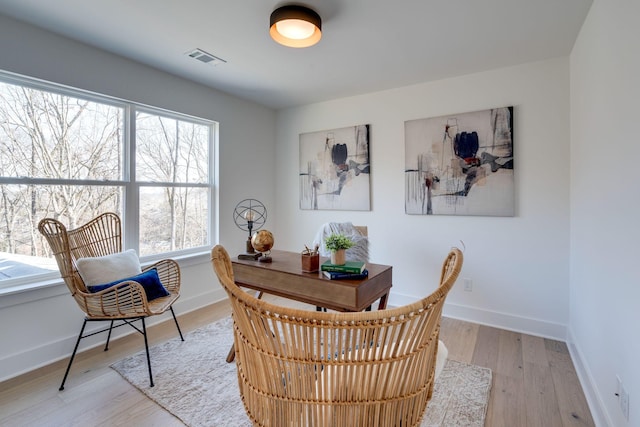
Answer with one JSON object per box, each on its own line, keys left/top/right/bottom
{"left": 405, "top": 106, "right": 514, "bottom": 216}
{"left": 299, "top": 124, "right": 371, "bottom": 211}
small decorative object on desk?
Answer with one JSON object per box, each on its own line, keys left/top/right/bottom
{"left": 323, "top": 269, "right": 369, "bottom": 280}
{"left": 324, "top": 233, "right": 354, "bottom": 266}
{"left": 251, "top": 230, "right": 274, "bottom": 263}
{"left": 233, "top": 199, "right": 267, "bottom": 260}
{"left": 301, "top": 244, "right": 320, "bottom": 272}
{"left": 321, "top": 259, "right": 365, "bottom": 274}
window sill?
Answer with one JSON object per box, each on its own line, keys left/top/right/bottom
{"left": 0, "top": 250, "right": 212, "bottom": 309}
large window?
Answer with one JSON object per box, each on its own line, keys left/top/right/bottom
{"left": 0, "top": 72, "right": 216, "bottom": 288}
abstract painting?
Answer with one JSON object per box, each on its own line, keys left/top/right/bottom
{"left": 300, "top": 124, "right": 370, "bottom": 211}
{"left": 405, "top": 107, "right": 514, "bottom": 216}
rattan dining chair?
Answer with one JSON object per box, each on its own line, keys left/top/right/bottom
{"left": 38, "top": 212, "right": 184, "bottom": 390}
{"left": 211, "top": 244, "right": 463, "bottom": 427}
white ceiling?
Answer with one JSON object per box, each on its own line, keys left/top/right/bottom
{"left": 0, "top": 0, "right": 592, "bottom": 109}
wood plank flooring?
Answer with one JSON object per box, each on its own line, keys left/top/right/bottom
{"left": 0, "top": 298, "right": 594, "bottom": 426}
{"left": 441, "top": 318, "right": 594, "bottom": 427}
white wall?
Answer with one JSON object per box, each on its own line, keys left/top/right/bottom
{"left": 0, "top": 15, "right": 277, "bottom": 381}
{"left": 569, "top": 1, "right": 640, "bottom": 426}
{"left": 274, "top": 58, "right": 571, "bottom": 340}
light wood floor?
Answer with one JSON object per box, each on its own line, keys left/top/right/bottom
{"left": 0, "top": 297, "right": 594, "bottom": 427}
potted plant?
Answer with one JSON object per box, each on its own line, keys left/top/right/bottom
{"left": 324, "top": 233, "right": 354, "bottom": 265}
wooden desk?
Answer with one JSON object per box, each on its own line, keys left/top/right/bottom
{"left": 232, "top": 249, "right": 392, "bottom": 312}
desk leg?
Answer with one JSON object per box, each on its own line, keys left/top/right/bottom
{"left": 225, "top": 344, "right": 236, "bottom": 363}
{"left": 227, "top": 290, "right": 264, "bottom": 363}
{"left": 378, "top": 293, "right": 389, "bottom": 310}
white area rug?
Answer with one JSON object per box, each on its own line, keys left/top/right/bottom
{"left": 112, "top": 317, "right": 492, "bottom": 426}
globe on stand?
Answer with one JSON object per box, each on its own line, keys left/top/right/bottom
{"left": 251, "top": 230, "right": 274, "bottom": 263}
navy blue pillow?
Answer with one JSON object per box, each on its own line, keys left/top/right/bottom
{"left": 87, "top": 268, "right": 170, "bottom": 301}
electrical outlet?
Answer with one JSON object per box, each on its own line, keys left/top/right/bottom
{"left": 463, "top": 278, "right": 472, "bottom": 292}
{"left": 620, "top": 383, "right": 629, "bottom": 421}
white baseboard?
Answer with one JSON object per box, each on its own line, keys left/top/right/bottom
{"left": 0, "top": 288, "right": 227, "bottom": 383}
{"left": 443, "top": 302, "right": 568, "bottom": 341}
{"left": 567, "top": 328, "right": 612, "bottom": 427}
{"left": 390, "top": 292, "right": 567, "bottom": 340}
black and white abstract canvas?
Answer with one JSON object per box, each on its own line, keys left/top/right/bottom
{"left": 299, "top": 124, "right": 370, "bottom": 211}
{"left": 405, "top": 107, "right": 514, "bottom": 216}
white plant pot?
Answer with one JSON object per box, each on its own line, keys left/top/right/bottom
{"left": 330, "top": 249, "right": 346, "bottom": 265}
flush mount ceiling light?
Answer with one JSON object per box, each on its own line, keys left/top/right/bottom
{"left": 269, "top": 5, "right": 322, "bottom": 48}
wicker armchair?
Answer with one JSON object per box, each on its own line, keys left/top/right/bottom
{"left": 38, "top": 212, "right": 184, "bottom": 390}
{"left": 211, "top": 244, "right": 462, "bottom": 427}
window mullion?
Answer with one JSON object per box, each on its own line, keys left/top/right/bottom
{"left": 123, "top": 105, "right": 139, "bottom": 253}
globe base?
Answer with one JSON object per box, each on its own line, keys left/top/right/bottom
{"left": 238, "top": 252, "right": 262, "bottom": 260}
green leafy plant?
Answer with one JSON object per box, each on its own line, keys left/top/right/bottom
{"left": 324, "top": 233, "right": 354, "bottom": 252}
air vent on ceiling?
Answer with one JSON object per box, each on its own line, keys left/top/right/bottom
{"left": 185, "top": 48, "right": 226, "bottom": 66}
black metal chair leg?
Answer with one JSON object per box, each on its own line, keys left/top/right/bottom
{"left": 141, "top": 317, "right": 154, "bottom": 388}
{"left": 104, "top": 320, "right": 115, "bottom": 351}
{"left": 170, "top": 306, "right": 184, "bottom": 341}
{"left": 59, "top": 319, "right": 87, "bottom": 391}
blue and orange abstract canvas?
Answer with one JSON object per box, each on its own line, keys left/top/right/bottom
{"left": 405, "top": 107, "right": 514, "bottom": 216}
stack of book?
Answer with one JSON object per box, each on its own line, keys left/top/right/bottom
{"left": 321, "top": 260, "right": 368, "bottom": 280}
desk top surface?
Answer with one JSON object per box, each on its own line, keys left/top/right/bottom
{"left": 231, "top": 250, "right": 392, "bottom": 311}
{"left": 232, "top": 249, "right": 392, "bottom": 282}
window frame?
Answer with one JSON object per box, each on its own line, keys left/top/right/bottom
{"left": 0, "top": 70, "right": 218, "bottom": 291}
